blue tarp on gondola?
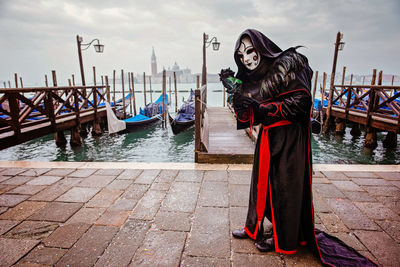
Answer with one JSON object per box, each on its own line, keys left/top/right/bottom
{"left": 123, "top": 114, "right": 151, "bottom": 122}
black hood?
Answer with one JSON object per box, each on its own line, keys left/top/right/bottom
{"left": 234, "top": 29, "right": 283, "bottom": 81}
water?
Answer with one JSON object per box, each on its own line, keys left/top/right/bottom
{"left": 1, "top": 83, "right": 399, "bottom": 164}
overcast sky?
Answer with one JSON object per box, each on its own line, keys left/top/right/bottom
{"left": 0, "top": 0, "right": 399, "bottom": 86}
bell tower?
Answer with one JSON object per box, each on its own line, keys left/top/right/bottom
{"left": 151, "top": 46, "right": 157, "bottom": 76}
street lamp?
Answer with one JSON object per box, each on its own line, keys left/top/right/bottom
{"left": 76, "top": 35, "right": 105, "bottom": 86}
{"left": 202, "top": 33, "right": 220, "bottom": 87}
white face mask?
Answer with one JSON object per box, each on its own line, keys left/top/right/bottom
{"left": 237, "top": 37, "right": 260, "bottom": 70}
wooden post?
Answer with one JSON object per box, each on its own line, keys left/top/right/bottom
{"left": 113, "top": 70, "right": 116, "bottom": 105}
{"left": 121, "top": 69, "right": 126, "bottom": 119}
{"left": 341, "top": 66, "right": 346, "bottom": 85}
{"left": 194, "top": 89, "right": 201, "bottom": 155}
{"left": 92, "top": 66, "right": 102, "bottom": 136}
{"left": 391, "top": 75, "right": 394, "bottom": 85}
{"left": 169, "top": 76, "right": 172, "bottom": 105}
{"left": 383, "top": 131, "right": 397, "bottom": 148}
{"left": 323, "top": 32, "right": 342, "bottom": 134}
{"left": 19, "top": 77, "right": 23, "bottom": 88}
{"left": 52, "top": 71, "right": 66, "bottom": 147}
{"left": 319, "top": 72, "right": 327, "bottom": 134}
{"left": 9, "top": 93, "right": 21, "bottom": 138}
{"left": 8, "top": 81, "right": 11, "bottom": 88}
{"left": 174, "top": 72, "right": 178, "bottom": 113}
{"left": 101, "top": 75, "right": 104, "bottom": 86}
{"left": 196, "top": 75, "right": 200, "bottom": 89}
{"left": 68, "top": 79, "right": 72, "bottom": 86}
{"left": 14, "top": 73, "right": 19, "bottom": 88}
{"left": 311, "top": 71, "right": 319, "bottom": 114}
{"left": 362, "top": 76, "right": 365, "bottom": 85}
{"left": 143, "top": 72, "right": 147, "bottom": 105}
{"left": 105, "top": 75, "right": 110, "bottom": 103}
{"left": 72, "top": 74, "right": 75, "bottom": 86}
{"left": 364, "top": 69, "right": 377, "bottom": 149}
{"left": 51, "top": 71, "right": 57, "bottom": 87}
{"left": 149, "top": 76, "right": 153, "bottom": 103}
{"left": 162, "top": 70, "right": 167, "bottom": 128}
{"left": 93, "top": 66, "right": 96, "bottom": 86}
{"left": 70, "top": 79, "right": 82, "bottom": 147}
{"left": 131, "top": 72, "right": 137, "bottom": 116}
{"left": 128, "top": 72, "right": 133, "bottom": 116}
{"left": 3, "top": 82, "right": 6, "bottom": 88}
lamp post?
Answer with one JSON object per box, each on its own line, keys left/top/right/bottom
{"left": 76, "top": 35, "right": 104, "bottom": 87}
{"left": 201, "top": 33, "right": 220, "bottom": 104}
{"left": 323, "top": 31, "right": 345, "bottom": 133}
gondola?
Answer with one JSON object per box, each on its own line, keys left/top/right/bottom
{"left": 168, "top": 90, "right": 195, "bottom": 134}
{"left": 122, "top": 94, "right": 168, "bottom": 132}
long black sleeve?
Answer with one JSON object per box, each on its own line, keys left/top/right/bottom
{"left": 256, "top": 90, "right": 311, "bottom": 126}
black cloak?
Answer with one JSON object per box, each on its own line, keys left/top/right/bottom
{"left": 233, "top": 29, "right": 377, "bottom": 267}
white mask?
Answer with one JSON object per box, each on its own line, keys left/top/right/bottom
{"left": 237, "top": 37, "right": 260, "bottom": 70}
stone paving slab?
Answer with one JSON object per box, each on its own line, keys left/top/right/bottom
{"left": 130, "top": 229, "right": 187, "bottom": 267}
{"left": 0, "top": 165, "right": 399, "bottom": 267}
{"left": 0, "top": 201, "right": 47, "bottom": 221}
{"left": 26, "top": 176, "right": 62, "bottom": 186}
{"left": 0, "top": 238, "right": 40, "bottom": 266}
{"left": 0, "top": 220, "right": 19, "bottom": 235}
{"left": 56, "top": 186, "right": 100, "bottom": 203}
{"left": 43, "top": 222, "right": 91, "bottom": 248}
{"left": 19, "top": 245, "right": 67, "bottom": 266}
{"left": 134, "top": 169, "right": 160, "bottom": 184}
{"left": 185, "top": 206, "right": 230, "bottom": 258}
{"left": 175, "top": 170, "right": 204, "bottom": 182}
{"left": 8, "top": 185, "right": 46, "bottom": 195}
{"left": 198, "top": 181, "right": 228, "bottom": 207}
{"left": 95, "top": 219, "right": 151, "bottom": 267}
{"left": 28, "top": 178, "right": 83, "bottom": 201}
{"left": 66, "top": 207, "right": 106, "bottom": 224}
{"left": 55, "top": 225, "right": 118, "bottom": 267}
{"left": 129, "top": 190, "right": 165, "bottom": 220}
{"left": 28, "top": 202, "right": 82, "bottom": 222}
{"left": 78, "top": 175, "right": 116, "bottom": 188}
{"left": 1, "top": 176, "right": 34, "bottom": 185}
{"left": 86, "top": 189, "right": 123, "bottom": 208}
{"left": 0, "top": 194, "right": 29, "bottom": 207}
{"left": 5, "top": 221, "right": 59, "bottom": 240}
{"left": 66, "top": 168, "right": 97, "bottom": 178}
{"left": 161, "top": 182, "right": 200, "bottom": 213}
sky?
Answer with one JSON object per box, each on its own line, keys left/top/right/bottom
{"left": 0, "top": 0, "right": 399, "bottom": 86}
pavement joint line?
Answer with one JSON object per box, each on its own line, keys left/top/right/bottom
{"left": 0, "top": 161, "right": 399, "bottom": 172}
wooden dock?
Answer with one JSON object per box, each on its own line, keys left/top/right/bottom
{"left": 0, "top": 82, "right": 111, "bottom": 150}
{"left": 194, "top": 86, "right": 254, "bottom": 164}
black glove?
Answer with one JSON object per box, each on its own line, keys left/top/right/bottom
{"left": 240, "top": 96, "right": 260, "bottom": 113}
{"left": 239, "top": 96, "right": 279, "bottom": 117}
{"left": 232, "top": 93, "right": 248, "bottom": 112}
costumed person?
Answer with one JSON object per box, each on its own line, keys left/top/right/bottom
{"left": 220, "top": 29, "right": 377, "bottom": 267}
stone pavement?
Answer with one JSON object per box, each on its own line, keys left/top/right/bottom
{"left": 0, "top": 162, "right": 399, "bottom": 267}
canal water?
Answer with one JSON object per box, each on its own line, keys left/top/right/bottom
{"left": 1, "top": 83, "right": 399, "bottom": 164}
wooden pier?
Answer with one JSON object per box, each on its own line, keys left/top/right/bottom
{"left": 194, "top": 85, "right": 254, "bottom": 164}
{"left": 0, "top": 83, "right": 110, "bottom": 150}
{"left": 320, "top": 69, "right": 400, "bottom": 149}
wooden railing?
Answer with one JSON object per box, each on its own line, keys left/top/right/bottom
{"left": 326, "top": 84, "right": 400, "bottom": 133}
{"left": 0, "top": 84, "right": 109, "bottom": 143}
{"left": 194, "top": 85, "right": 208, "bottom": 153}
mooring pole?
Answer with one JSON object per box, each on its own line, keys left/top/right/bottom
{"left": 162, "top": 70, "right": 167, "bottom": 128}
{"left": 174, "top": 72, "right": 178, "bottom": 113}
{"left": 323, "top": 31, "right": 342, "bottom": 134}
{"left": 143, "top": 72, "right": 147, "bottom": 105}
{"left": 131, "top": 72, "right": 137, "bottom": 116}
